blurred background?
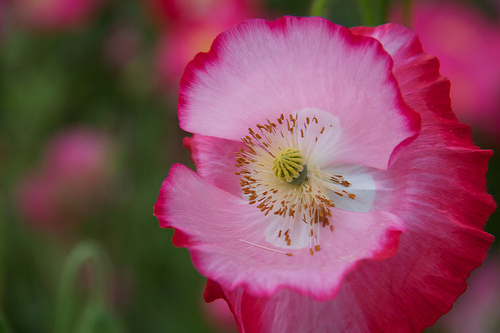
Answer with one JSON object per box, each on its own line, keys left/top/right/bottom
{"left": 0, "top": 0, "right": 499, "bottom": 332}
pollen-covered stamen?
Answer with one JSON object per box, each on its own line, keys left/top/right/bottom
{"left": 272, "top": 147, "right": 307, "bottom": 184}
{"left": 235, "top": 112, "right": 356, "bottom": 254}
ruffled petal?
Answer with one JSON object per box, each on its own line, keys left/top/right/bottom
{"left": 219, "top": 190, "right": 493, "bottom": 332}
{"left": 220, "top": 217, "right": 492, "bottom": 333}
{"left": 350, "top": 23, "right": 495, "bottom": 226}
{"left": 155, "top": 164, "right": 405, "bottom": 300}
{"left": 222, "top": 214, "right": 494, "bottom": 333}
{"left": 179, "top": 16, "right": 420, "bottom": 169}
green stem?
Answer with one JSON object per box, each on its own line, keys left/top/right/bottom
{"left": 74, "top": 304, "right": 124, "bottom": 333}
{"left": 53, "top": 240, "right": 110, "bottom": 333}
{"left": 309, "top": 0, "right": 331, "bottom": 17}
{"left": 357, "top": 0, "right": 376, "bottom": 26}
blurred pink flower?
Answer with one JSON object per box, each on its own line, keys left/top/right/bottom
{"left": 0, "top": 0, "right": 4, "bottom": 39}
{"left": 102, "top": 22, "right": 141, "bottom": 72}
{"left": 154, "top": 22, "right": 234, "bottom": 91}
{"left": 151, "top": 0, "right": 260, "bottom": 92}
{"left": 17, "top": 127, "right": 116, "bottom": 233}
{"left": 11, "top": 0, "right": 103, "bottom": 31}
{"left": 437, "top": 252, "right": 500, "bottom": 332}
{"left": 394, "top": 0, "right": 500, "bottom": 138}
{"left": 145, "top": 0, "right": 257, "bottom": 27}
{"left": 154, "top": 17, "right": 495, "bottom": 331}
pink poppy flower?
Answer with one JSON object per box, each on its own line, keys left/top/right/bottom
{"left": 436, "top": 252, "right": 500, "bottom": 333}
{"left": 0, "top": 0, "right": 4, "bottom": 39}
{"left": 11, "top": 0, "right": 102, "bottom": 31}
{"left": 153, "top": 0, "right": 259, "bottom": 91}
{"left": 145, "top": 0, "right": 257, "bottom": 27}
{"left": 102, "top": 22, "right": 141, "bottom": 72}
{"left": 17, "top": 127, "right": 116, "bottom": 233}
{"left": 154, "top": 17, "right": 495, "bottom": 332}
{"left": 155, "top": 23, "right": 225, "bottom": 92}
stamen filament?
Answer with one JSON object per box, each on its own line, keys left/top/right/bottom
{"left": 235, "top": 112, "right": 356, "bottom": 254}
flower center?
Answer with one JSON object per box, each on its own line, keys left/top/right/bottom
{"left": 272, "top": 147, "right": 308, "bottom": 184}
{"left": 235, "top": 112, "right": 355, "bottom": 254}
